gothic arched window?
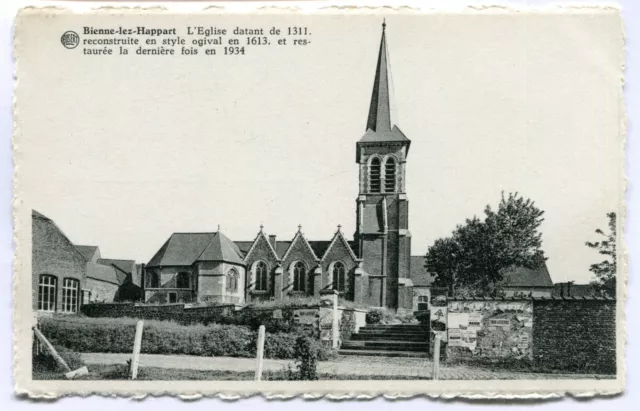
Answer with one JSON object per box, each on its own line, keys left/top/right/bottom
{"left": 369, "top": 157, "right": 381, "bottom": 193}
{"left": 255, "top": 261, "right": 268, "bottom": 292}
{"left": 293, "top": 261, "right": 306, "bottom": 292}
{"left": 226, "top": 269, "right": 239, "bottom": 292}
{"left": 332, "top": 262, "right": 346, "bottom": 292}
{"left": 385, "top": 157, "right": 396, "bottom": 192}
{"left": 148, "top": 272, "right": 160, "bottom": 288}
{"left": 177, "top": 272, "right": 190, "bottom": 289}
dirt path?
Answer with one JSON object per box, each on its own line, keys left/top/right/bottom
{"left": 80, "top": 353, "right": 612, "bottom": 380}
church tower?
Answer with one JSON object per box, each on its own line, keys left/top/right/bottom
{"left": 355, "top": 21, "right": 411, "bottom": 309}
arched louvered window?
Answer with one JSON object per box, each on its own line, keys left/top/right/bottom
{"left": 369, "top": 157, "right": 381, "bottom": 193}
{"left": 332, "top": 262, "right": 346, "bottom": 292}
{"left": 227, "top": 269, "right": 239, "bottom": 291}
{"left": 385, "top": 157, "right": 396, "bottom": 192}
{"left": 293, "top": 261, "right": 306, "bottom": 292}
{"left": 177, "top": 272, "right": 190, "bottom": 289}
{"left": 255, "top": 261, "right": 268, "bottom": 292}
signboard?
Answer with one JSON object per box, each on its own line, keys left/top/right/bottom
{"left": 293, "top": 309, "right": 318, "bottom": 325}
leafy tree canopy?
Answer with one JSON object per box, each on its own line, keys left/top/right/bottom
{"left": 425, "top": 192, "right": 546, "bottom": 295}
{"left": 586, "top": 212, "right": 617, "bottom": 297}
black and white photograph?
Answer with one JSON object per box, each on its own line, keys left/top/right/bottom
{"left": 12, "top": 6, "right": 625, "bottom": 397}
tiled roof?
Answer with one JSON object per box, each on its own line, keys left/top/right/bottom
{"left": 498, "top": 263, "right": 554, "bottom": 288}
{"left": 274, "top": 242, "right": 292, "bottom": 258}
{"left": 308, "top": 241, "right": 331, "bottom": 260}
{"left": 97, "top": 258, "right": 135, "bottom": 284}
{"left": 552, "top": 283, "right": 597, "bottom": 298}
{"left": 410, "top": 256, "right": 435, "bottom": 287}
{"left": 359, "top": 126, "right": 410, "bottom": 144}
{"left": 76, "top": 245, "right": 99, "bottom": 261}
{"left": 198, "top": 232, "right": 244, "bottom": 265}
{"left": 235, "top": 241, "right": 254, "bottom": 256}
{"left": 147, "top": 232, "right": 244, "bottom": 267}
{"left": 87, "top": 263, "right": 121, "bottom": 285}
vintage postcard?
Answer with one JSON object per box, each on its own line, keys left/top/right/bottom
{"left": 13, "top": 3, "right": 626, "bottom": 398}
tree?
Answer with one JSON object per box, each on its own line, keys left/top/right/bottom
{"left": 425, "top": 192, "right": 546, "bottom": 295}
{"left": 586, "top": 212, "right": 617, "bottom": 297}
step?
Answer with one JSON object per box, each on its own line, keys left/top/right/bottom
{"left": 341, "top": 341, "right": 429, "bottom": 352}
{"left": 338, "top": 349, "right": 429, "bottom": 358}
{"left": 360, "top": 327, "right": 429, "bottom": 332}
{"left": 358, "top": 327, "right": 428, "bottom": 334}
{"left": 350, "top": 333, "right": 428, "bottom": 342}
{"left": 362, "top": 324, "right": 427, "bottom": 328}
{"left": 357, "top": 330, "right": 429, "bottom": 337}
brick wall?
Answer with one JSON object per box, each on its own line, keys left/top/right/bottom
{"left": 32, "top": 213, "right": 86, "bottom": 312}
{"left": 533, "top": 299, "right": 616, "bottom": 374}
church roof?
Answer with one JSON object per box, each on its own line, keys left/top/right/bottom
{"left": 410, "top": 256, "right": 435, "bottom": 287}
{"left": 498, "top": 263, "right": 554, "bottom": 288}
{"left": 147, "top": 232, "right": 244, "bottom": 267}
{"left": 87, "top": 263, "right": 122, "bottom": 285}
{"left": 97, "top": 258, "right": 136, "bottom": 284}
{"left": 358, "top": 22, "right": 411, "bottom": 150}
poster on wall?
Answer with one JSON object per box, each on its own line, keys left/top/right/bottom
{"left": 430, "top": 307, "right": 447, "bottom": 342}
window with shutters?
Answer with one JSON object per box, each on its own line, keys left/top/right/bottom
{"left": 369, "top": 157, "right": 381, "bottom": 193}
{"left": 384, "top": 157, "right": 396, "bottom": 192}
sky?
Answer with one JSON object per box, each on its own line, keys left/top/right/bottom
{"left": 16, "top": 12, "right": 624, "bottom": 284}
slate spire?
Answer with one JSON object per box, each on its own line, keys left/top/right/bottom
{"left": 366, "top": 20, "right": 392, "bottom": 132}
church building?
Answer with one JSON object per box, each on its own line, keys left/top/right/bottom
{"left": 145, "top": 23, "right": 422, "bottom": 310}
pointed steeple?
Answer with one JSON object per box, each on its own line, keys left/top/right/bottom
{"left": 366, "top": 20, "right": 392, "bottom": 132}
{"left": 357, "top": 21, "right": 410, "bottom": 155}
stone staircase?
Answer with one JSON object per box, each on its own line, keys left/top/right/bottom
{"left": 339, "top": 324, "right": 430, "bottom": 358}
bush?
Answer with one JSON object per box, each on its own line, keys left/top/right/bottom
{"left": 37, "top": 316, "right": 335, "bottom": 361}
{"left": 366, "top": 308, "right": 416, "bottom": 325}
{"left": 292, "top": 336, "right": 318, "bottom": 380}
{"left": 366, "top": 310, "right": 383, "bottom": 324}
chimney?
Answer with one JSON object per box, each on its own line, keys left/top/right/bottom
{"left": 268, "top": 235, "right": 277, "bottom": 250}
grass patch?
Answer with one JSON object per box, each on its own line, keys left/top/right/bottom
{"left": 34, "top": 364, "right": 431, "bottom": 381}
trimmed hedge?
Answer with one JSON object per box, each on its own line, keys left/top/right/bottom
{"left": 38, "top": 316, "right": 336, "bottom": 360}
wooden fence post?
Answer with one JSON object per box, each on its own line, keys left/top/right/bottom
{"left": 255, "top": 325, "right": 266, "bottom": 381}
{"left": 432, "top": 335, "right": 441, "bottom": 381}
{"left": 130, "top": 320, "right": 144, "bottom": 380}
{"left": 33, "top": 327, "right": 71, "bottom": 373}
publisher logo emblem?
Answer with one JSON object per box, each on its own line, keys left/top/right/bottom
{"left": 60, "top": 31, "right": 79, "bottom": 49}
